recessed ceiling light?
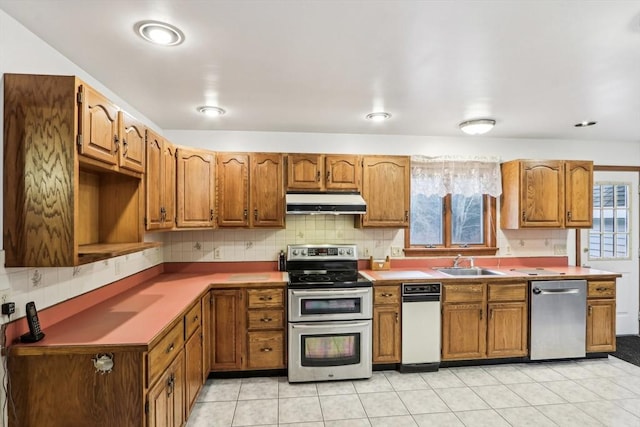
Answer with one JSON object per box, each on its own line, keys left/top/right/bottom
{"left": 574, "top": 121, "right": 597, "bottom": 127}
{"left": 459, "top": 118, "right": 496, "bottom": 135}
{"left": 366, "top": 112, "right": 391, "bottom": 122}
{"left": 135, "top": 21, "right": 184, "bottom": 46}
{"left": 197, "top": 106, "right": 226, "bottom": 117}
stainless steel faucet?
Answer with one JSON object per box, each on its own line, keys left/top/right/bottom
{"left": 453, "top": 254, "right": 474, "bottom": 268}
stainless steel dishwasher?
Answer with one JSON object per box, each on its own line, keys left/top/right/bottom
{"left": 530, "top": 280, "right": 587, "bottom": 360}
{"left": 400, "top": 282, "right": 441, "bottom": 372}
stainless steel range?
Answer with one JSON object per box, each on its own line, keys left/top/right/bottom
{"left": 287, "top": 244, "right": 373, "bottom": 383}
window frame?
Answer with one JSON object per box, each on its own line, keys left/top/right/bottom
{"left": 404, "top": 194, "right": 498, "bottom": 257}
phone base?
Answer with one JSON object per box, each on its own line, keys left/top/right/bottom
{"left": 20, "top": 331, "right": 45, "bottom": 343}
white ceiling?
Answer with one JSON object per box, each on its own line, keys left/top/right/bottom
{"left": 1, "top": 0, "right": 639, "bottom": 141}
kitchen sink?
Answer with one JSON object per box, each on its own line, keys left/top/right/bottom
{"left": 435, "top": 267, "right": 504, "bottom": 276}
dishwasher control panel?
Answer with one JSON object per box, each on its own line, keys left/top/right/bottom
{"left": 402, "top": 283, "right": 441, "bottom": 296}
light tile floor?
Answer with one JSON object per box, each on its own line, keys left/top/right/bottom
{"left": 186, "top": 356, "right": 640, "bottom": 427}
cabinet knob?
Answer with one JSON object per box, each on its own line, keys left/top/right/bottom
{"left": 588, "top": 306, "right": 593, "bottom": 316}
{"left": 261, "top": 347, "right": 273, "bottom": 352}
{"left": 381, "top": 293, "right": 393, "bottom": 297}
{"left": 193, "top": 315, "right": 199, "bottom": 322}
{"left": 405, "top": 211, "right": 409, "bottom": 221}
{"left": 259, "top": 296, "right": 273, "bottom": 301}
{"left": 260, "top": 317, "right": 273, "bottom": 322}
{"left": 166, "top": 343, "right": 175, "bottom": 353}
{"left": 596, "top": 287, "right": 609, "bottom": 292}
{"left": 316, "top": 171, "right": 321, "bottom": 182}
{"left": 254, "top": 209, "right": 258, "bottom": 220}
{"left": 567, "top": 211, "right": 572, "bottom": 220}
{"left": 243, "top": 209, "right": 248, "bottom": 219}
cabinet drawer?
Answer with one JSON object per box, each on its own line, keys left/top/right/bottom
{"left": 247, "top": 331, "right": 285, "bottom": 369}
{"left": 184, "top": 302, "right": 202, "bottom": 339}
{"left": 588, "top": 281, "right": 615, "bottom": 298}
{"left": 148, "top": 319, "right": 185, "bottom": 386}
{"left": 247, "top": 288, "right": 284, "bottom": 308}
{"left": 247, "top": 309, "right": 284, "bottom": 330}
{"left": 488, "top": 283, "right": 527, "bottom": 302}
{"left": 374, "top": 286, "right": 400, "bottom": 305}
{"left": 443, "top": 284, "right": 485, "bottom": 303}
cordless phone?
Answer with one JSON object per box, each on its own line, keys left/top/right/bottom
{"left": 20, "top": 301, "right": 45, "bottom": 343}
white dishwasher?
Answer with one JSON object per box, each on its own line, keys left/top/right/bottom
{"left": 400, "top": 282, "right": 441, "bottom": 372}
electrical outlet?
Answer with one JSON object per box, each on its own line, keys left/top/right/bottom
{"left": 391, "top": 247, "right": 402, "bottom": 257}
{"left": 214, "top": 247, "right": 222, "bottom": 259}
{"left": 553, "top": 244, "right": 567, "bottom": 255}
{"left": 363, "top": 247, "right": 371, "bottom": 257}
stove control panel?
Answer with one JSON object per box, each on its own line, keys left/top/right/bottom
{"left": 287, "top": 244, "right": 357, "bottom": 261}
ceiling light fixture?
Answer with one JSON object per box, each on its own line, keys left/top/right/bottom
{"left": 135, "top": 20, "right": 184, "bottom": 46}
{"left": 459, "top": 118, "right": 496, "bottom": 135}
{"left": 197, "top": 106, "right": 226, "bottom": 117}
{"left": 574, "top": 121, "right": 597, "bottom": 127}
{"left": 366, "top": 112, "right": 391, "bottom": 122}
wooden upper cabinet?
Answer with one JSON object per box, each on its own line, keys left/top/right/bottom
{"left": 146, "top": 130, "right": 176, "bottom": 230}
{"left": 217, "top": 153, "right": 250, "bottom": 227}
{"left": 77, "top": 83, "right": 119, "bottom": 166}
{"left": 287, "top": 154, "right": 361, "bottom": 191}
{"left": 500, "top": 159, "right": 593, "bottom": 229}
{"left": 118, "top": 111, "right": 145, "bottom": 173}
{"left": 176, "top": 148, "right": 216, "bottom": 228}
{"left": 565, "top": 160, "right": 593, "bottom": 227}
{"left": 251, "top": 153, "right": 285, "bottom": 227}
{"left": 359, "top": 156, "right": 410, "bottom": 227}
{"left": 3, "top": 74, "right": 153, "bottom": 267}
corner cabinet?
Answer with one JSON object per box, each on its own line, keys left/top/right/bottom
{"left": 372, "top": 284, "right": 401, "bottom": 363}
{"left": 217, "top": 153, "right": 284, "bottom": 228}
{"left": 358, "top": 156, "right": 410, "bottom": 228}
{"left": 500, "top": 159, "right": 593, "bottom": 229}
{"left": 286, "top": 153, "right": 361, "bottom": 191}
{"left": 586, "top": 280, "right": 616, "bottom": 353}
{"left": 442, "top": 281, "right": 527, "bottom": 361}
{"left": 146, "top": 129, "right": 176, "bottom": 230}
{"left": 176, "top": 147, "right": 216, "bottom": 228}
{"left": 3, "top": 73, "right": 157, "bottom": 267}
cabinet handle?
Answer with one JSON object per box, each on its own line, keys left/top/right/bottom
{"left": 596, "top": 287, "right": 609, "bottom": 292}
{"left": 326, "top": 171, "right": 331, "bottom": 181}
{"left": 522, "top": 211, "right": 526, "bottom": 222}
{"left": 588, "top": 306, "right": 593, "bottom": 316}
{"left": 567, "top": 211, "right": 572, "bottom": 220}
{"left": 193, "top": 315, "right": 199, "bottom": 322}
{"left": 261, "top": 347, "right": 273, "bottom": 352}
{"left": 490, "top": 308, "right": 494, "bottom": 319}
{"left": 480, "top": 309, "right": 483, "bottom": 320}
{"left": 259, "top": 296, "right": 273, "bottom": 301}
{"left": 395, "top": 312, "right": 399, "bottom": 323}
{"left": 381, "top": 293, "right": 393, "bottom": 297}
{"left": 260, "top": 317, "right": 273, "bottom": 322}
{"left": 113, "top": 134, "right": 119, "bottom": 152}
{"left": 122, "top": 138, "right": 128, "bottom": 156}
{"left": 210, "top": 209, "right": 214, "bottom": 221}
{"left": 316, "top": 171, "right": 321, "bottom": 182}
{"left": 166, "top": 343, "right": 175, "bottom": 353}
{"left": 254, "top": 209, "right": 258, "bottom": 220}
{"left": 405, "top": 211, "right": 409, "bottom": 221}
{"left": 243, "top": 209, "right": 248, "bottom": 219}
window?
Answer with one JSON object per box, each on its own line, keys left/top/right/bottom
{"left": 589, "top": 183, "right": 630, "bottom": 259}
{"left": 405, "top": 157, "right": 499, "bottom": 256}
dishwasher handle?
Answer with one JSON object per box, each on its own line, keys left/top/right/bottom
{"left": 532, "top": 287, "right": 581, "bottom": 295}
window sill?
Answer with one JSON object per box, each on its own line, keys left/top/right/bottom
{"left": 404, "top": 247, "right": 499, "bottom": 257}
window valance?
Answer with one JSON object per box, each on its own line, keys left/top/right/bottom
{"left": 411, "top": 155, "right": 502, "bottom": 198}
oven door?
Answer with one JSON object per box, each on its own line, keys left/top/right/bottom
{"left": 288, "top": 288, "right": 373, "bottom": 322}
{"left": 288, "top": 320, "right": 372, "bottom": 382}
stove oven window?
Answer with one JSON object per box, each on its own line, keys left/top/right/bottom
{"left": 301, "top": 297, "right": 361, "bottom": 315}
{"left": 301, "top": 333, "right": 361, "bottom": 366}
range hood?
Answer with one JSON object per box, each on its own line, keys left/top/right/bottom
{"left": 286, "top": 192, "right": 367, "bottom": 215}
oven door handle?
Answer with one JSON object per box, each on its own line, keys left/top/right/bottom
{"left": 290, "top": 321, "right": 371, "bottom": 330}
{"left": 290, "top": 289, "right": 370, "bottom": 297}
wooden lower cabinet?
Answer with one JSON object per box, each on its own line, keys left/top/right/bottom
{"left": 372, "top": 285, "right": 401, "bottom": 363}
{"left": 184, "top": 302, "right": 204, "bottom": 413}
{"left": 208, "top": 286, "right": 286, "bottom": 371}
{"left": 586, "top": 280, "right": 616, "bottom": 352}
{"left": 441, "top": 281, "right": 528, "bottom": 361}
{"left": 148, "top": 349, "right": 186, "bottom": 427}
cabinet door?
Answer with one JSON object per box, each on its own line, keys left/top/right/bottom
{"left": 587, "top": 299, "right": 616, "bottom": 352}
{"left": 250, "top": 153, "right": 284, "bottom": 228}
{"left": 210, "top": 290, "right": 245, "bottom": 370}
{"left": 520, "top": 160, "right": 564, "bottom": 227}
{"left": 217, "top": 153, "right": 250, "bottom": 227}
{"left": 442, "top": 303, "right": 486, "bottom": 360}
{"left": 119, "top": 111, "right": 145, "bottom": 173}
{"left": 147, "top": 370, "right": 171, "bottom": 427}
{"left": 325, "top": 155, "right": 361, "bottom": 190}
{"left": 361, "top": 156, "right": 410, "bottom": 227}
{"left": 486, "top": 302, "right": 528, "bottom": 358}
{"left": 287, "top": 154, "right": 324, "bottom": 190}
{"left": 171, "top": 350, "right": 186, "bottom": 427}
{"left": 565, "top": 160, "right": 593, "bottom": 227}
{"left": 78, "top": 84, "right": 119, "bottom": 166}
{"left": 372, "top": 305, "right": 401, "bottom": 363}
{"left": 185, "top": 330, "right": 203, "bottom": 414}
{"left": 162, "top": 143, "right": 177, "bottom": 229}
{"left": 176, "top": 148, "right": 216, "bottom": 228}
{"left": 145, "top": 130, "right": 165, "bottom": 230}
{"left": 202, "top": 294, "right": 212, "bottom": 381}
